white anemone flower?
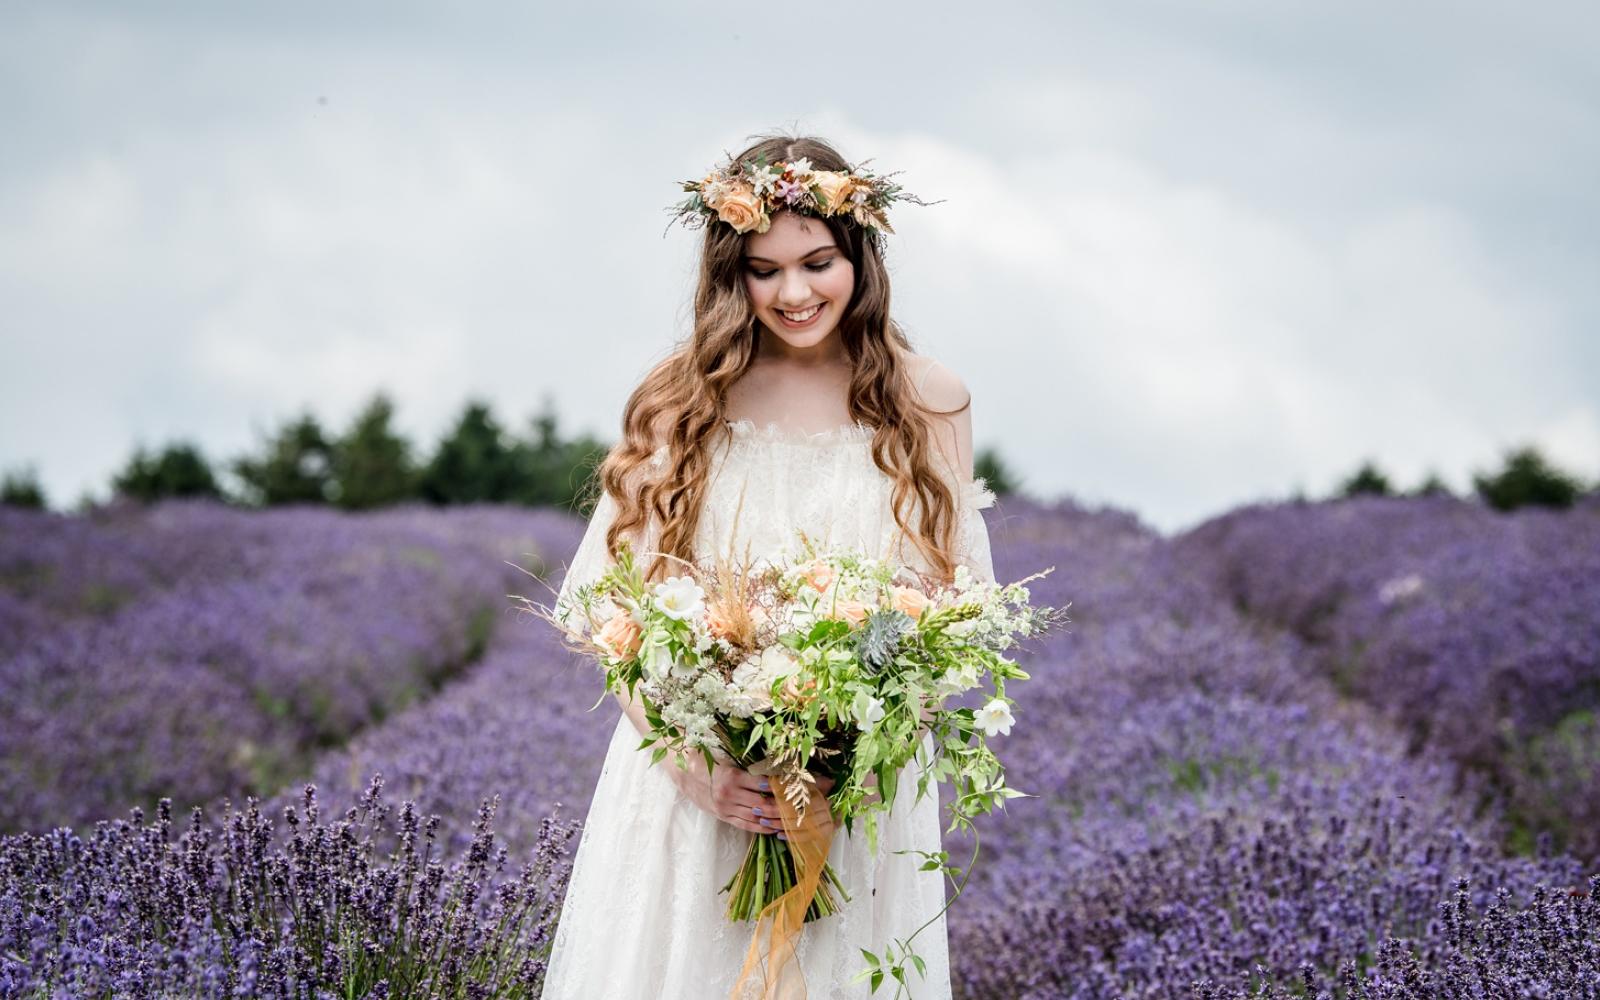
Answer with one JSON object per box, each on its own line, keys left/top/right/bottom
{"left": 973, "top": 698, "right": 1015, "bottom": 738}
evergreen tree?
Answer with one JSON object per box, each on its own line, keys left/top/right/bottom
{"left": 1409, "top": 470, "right": 1454, "bottom": 498}
{"left": 112, "top": 441, "right": 224, "bottom": 503}
{"left": 505, "top": 396, "right": 609, "bottom": 511}
{"left": 974, "top": 445, "right": 1021, "bottom": 498}
{"left": 230, "top": 411, "right": 335, "bottom": 506}
{"left": 1473, "top": 445, "right": 1585, "bottom": 511}
{"left": 419, "top": 399, "right": 519, "bottom": 504}
{"left": 1337, "top": 459, "right": 1393, "bottom": 497}
{"left": 0, "top": 464, "right": 48, "bottom": 510}
{"left": 331, "top": 392, "right": 417, "bottom": 509}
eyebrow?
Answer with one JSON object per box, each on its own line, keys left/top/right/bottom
{"left": 744, "top": 245, "right": 837, "bottom": 264}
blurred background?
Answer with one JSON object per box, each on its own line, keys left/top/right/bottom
{"left": 3, "top": 1, "right": 1596, "bottom": 532}
{"left": 3, "top": 4, "right": 1598, "bottom": 998}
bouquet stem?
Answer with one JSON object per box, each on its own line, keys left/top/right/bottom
{"left": 719, "top": 832, "right": 850, "bottom": 922}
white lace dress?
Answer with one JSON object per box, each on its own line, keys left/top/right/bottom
{"left": 539, "top": 417, "right": 997, "bottom": 1000}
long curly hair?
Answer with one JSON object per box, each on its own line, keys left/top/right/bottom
{"left": 591, "top": 129, "right": 972, "bottom": 586}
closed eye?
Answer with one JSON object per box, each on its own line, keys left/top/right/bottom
{"left": 748, "top": 260, "right": 835, "bottom": 280}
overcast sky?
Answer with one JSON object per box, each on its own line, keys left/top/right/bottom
{"left": 3, "top": 1, "right": 1596, "bottom": 534}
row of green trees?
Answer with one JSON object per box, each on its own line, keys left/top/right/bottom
{"left": 2, "top": 398, "right": 1586, "bottom": 515}
{"left": 0, "top": 393, "right": 609, "bottom": 515}
{"left": 0, "top": 392, "right": 1028, "bottom": 515}
{"left": 1335, "top": 446, "right": 1595, "bottom": 511}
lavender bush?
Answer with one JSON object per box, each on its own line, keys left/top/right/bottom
{"left": 1174, "top": 496, "right": 1600, "bottom": 862}
{"left": 0, "top": 776, "right": 579, "bottom": 998}
{"left": 1196, "top": 875, "right": 1600, "bottom": 999}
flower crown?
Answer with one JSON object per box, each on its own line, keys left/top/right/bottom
{"left": 665, "top": 152, "right": 942, "bottom": 240}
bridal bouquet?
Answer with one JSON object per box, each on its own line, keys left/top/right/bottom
{"left": 515, "top": 532, "right": 1068, "bottom": 996}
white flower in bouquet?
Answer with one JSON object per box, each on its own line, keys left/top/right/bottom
{"left": 935, "top": 661, "right": 982, "bottom": 699}
{"left": 851, "top": 690, "right": 886, "bottom": 731}
{"left": 684, "top": 712, "right": 717, "bottom": 748}
{"left": 944, "top": 618, "right": 978, "bottom": 638}
{"left": 973, "top": 697, "right": 1016, "bottom": 737}
{"left": 723, "top": 684, "right": 767, "bottom": 718}
{"left": 652, "top": 575, "right": 706, "bottom": 620}
{"left": 728, "top": 656, "right": 773, "bottom": 715}
{"left": 756, "top": 643, "right": 802, "bottom": 683}
{"left": 640, "top": 631, "right": 675, "bottom": 683}
{"left": 692, "top": 627, "right": 715, "bottom": 653}
{"left": 693, "top": 672, "right": 730, "bottom": 710}
{"left": 669, "top": 648, "right": 699, "bottom": 681}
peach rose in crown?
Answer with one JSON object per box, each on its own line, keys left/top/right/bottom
{"left": 802, "top": 559, "right": 836, "bottom": 592}
{"left": 811, "top": 171, "right": 852, "bottom": 214}
{"left": 890, "top": 586, "right": 931, "bottom": 621}
{"left": 594, "top": 609, "right": 644, "bottom": 660}
{"left": 714, "top": 184, "right": 768, "bottom": 234}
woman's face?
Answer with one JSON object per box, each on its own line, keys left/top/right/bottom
{"left": 741, "top": 210, "right": 855, "bottom": 355}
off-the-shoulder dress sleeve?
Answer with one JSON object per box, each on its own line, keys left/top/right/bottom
{"left": 552, "top": 445, "right": 666, "bottom": 634}
{"left": 956, "top": 475, "right": 998, "bottom": 585}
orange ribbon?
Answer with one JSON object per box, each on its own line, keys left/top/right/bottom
{"left": 729, "top": 771, "right": 836, "bottom": 1000}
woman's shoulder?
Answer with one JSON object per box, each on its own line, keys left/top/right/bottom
{"left": 906, "top": 353, "right": 975, "bottom": 481}
{"left": 909, "top": 354, "right": 972, "bottom": 410}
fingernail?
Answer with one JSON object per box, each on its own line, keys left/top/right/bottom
{"left": 752, "top": 806, "right": 762, "bottom": 816}
{"left": 777, "top": 833, "right": 787, "bottom": 841}
{"left": 760, "top": 818, "right": 771, "bottom": 827}
{"left": 760, "top": 779, "right": 769, "bottom": 790}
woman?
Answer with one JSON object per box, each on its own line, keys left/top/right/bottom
{"left": 540, "top": 130, "right": 997, "bottom": 999}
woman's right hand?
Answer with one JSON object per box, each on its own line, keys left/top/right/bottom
{"left": 668, "top": 754, "right": 834, "bottom": 836}
{"left": 669, "top": 753, "right": 781, "bottom": 835}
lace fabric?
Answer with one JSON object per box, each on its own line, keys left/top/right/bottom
{"left": 541, "top": 420, "right": 997, "bottom": 999}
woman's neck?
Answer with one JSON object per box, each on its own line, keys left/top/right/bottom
{"left": 753, "top": 329, "right": 850, "bottom": 368}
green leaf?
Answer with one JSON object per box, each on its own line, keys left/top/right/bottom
{"left": 859, "top": 948, "right": 880, "bottom": 968}
{"left": 870, "top": 970, "right": 884, "bottom": 993}
{"left": 650, "top": 746, "right": 668, "bottom": 765}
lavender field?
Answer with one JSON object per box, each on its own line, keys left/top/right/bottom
{"left": 1, "top": 495, "right": 1596, "bottom": 998}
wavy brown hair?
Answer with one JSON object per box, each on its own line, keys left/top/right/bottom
{"left": 589, "top": 129, "right": 972, "bottom": 586}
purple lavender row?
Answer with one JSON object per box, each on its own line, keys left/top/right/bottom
{"left": 0, "top": 498, "right": 579, "bottom": 834}
{"left": 1174, "top": 494, "right": 1600, "bottom": 864}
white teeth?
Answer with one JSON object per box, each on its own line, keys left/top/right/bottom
{"left": 781, "top": 305, "right": 822, "bottom": 322}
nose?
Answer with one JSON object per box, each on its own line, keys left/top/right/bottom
{"left": 777, "top": 269, "right": 813, "bottom": 307}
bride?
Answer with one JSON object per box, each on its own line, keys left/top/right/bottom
{"left": 539, "top": 131, "right": 997, "bottom": 999}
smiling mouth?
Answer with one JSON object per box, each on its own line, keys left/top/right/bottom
{"left": 779, "top": 304, "right": 823, "bottom": 322}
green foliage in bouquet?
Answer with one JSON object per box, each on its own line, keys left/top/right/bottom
{"left": 517, "top": 531, "right": 1070, "bottom": 997}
